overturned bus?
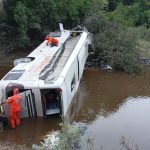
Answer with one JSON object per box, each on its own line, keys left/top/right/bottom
{"left": 0, "top": 24, "right": 91, "bottom": 118}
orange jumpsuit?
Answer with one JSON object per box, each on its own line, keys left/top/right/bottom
{"left": 7, "top": 94, "right": 21, "bottom": 128}
{"left": 45, "top": 37, "right": 58, "bottom": 46}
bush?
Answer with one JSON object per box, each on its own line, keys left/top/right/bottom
{"left": 85, "top": 14, "right": 141, "bottom": 73}
{"left": 42, "top": 121, "right": 82, "bottom": 150}
{"left": 3, "top": 0, "right": 92, "bottom": 49}
{"left": 108, "top": 3, "right": 141, "bottom": 27}
{"left": 132, "top": 26, "right": 150, "bottom": 41}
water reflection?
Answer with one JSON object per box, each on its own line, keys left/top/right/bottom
{"left": 82, "top": 97, "right": 150, "bottom": 150}
{"left": 71, "top": 69, "right": 150, "bottom": 123}
{"left": 70, "top": 69, "right": 150, "bottom": 149}
{"left": 0, "top": 116, "right": 61, "bottom": 146}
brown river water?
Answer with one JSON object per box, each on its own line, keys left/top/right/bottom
{"left": 1, "top": 66, "right": 150, "bottom": 149}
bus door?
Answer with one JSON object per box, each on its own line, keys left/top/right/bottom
{"left": 20, "top": 90, "right": 37, "bottom": 118}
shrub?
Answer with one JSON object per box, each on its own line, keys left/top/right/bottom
{"left": 132, "top": 26, "right": 150, "bottom": 41}
{"left": 42, "top": 121, "right": 82, "bottom": 150}
{"left": 85, "top": 14, "right": 141, "bottom": 73}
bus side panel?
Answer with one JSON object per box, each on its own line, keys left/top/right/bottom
{"left": 63, "top": 58, "right": 79, "bottom": 116}
{"left": 78, "top": 40, "right": 88, "bottom": 79}
{"left": 19, "top": 89, "right": 42, "bottom": 118}
{"left": 20, "top": 91, "right": 30, "bottom": 118}
{"left": 32, "top": 88, "right": 43, "bottom": 117}
{"left": 61, "top": 81, "right": 69, "bottom": 116}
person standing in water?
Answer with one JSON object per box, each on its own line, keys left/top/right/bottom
{"left": 6, "top": 88, "right": 21, "bottom": 129}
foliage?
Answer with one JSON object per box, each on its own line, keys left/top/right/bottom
{"left": 14, "top": 1, "right": 29, "bottom": 47}
{"left": 2, "top": 0, "right": 92, "bottom": 48}
{"left": 0, "top": 0, "right": 149, "bottom": 73}
{"left": 0, "top": 0, "right": 150, "bottom": 49}
{"left": 42, "top": 121, "right": 82, "bottom": 150}
{"left": 108, "top": 3, "right": 141, "bottom": 26}
{"left": 2, "top": 0, "right": 150, "bottom": 36}
{"left": 108, "top": 0, "right": 119, "bottom": 11}
{"left": 87, "top": 0, "right": 108, "bottom": 14}
{"left": 131, "top": 26, "right": 150, "bottom": 41}
{"left": 108, "top": 1, "right": 150, "bottom": 27}
{"left": 122, "top": 0, "right": 137, "bottom": 6}
{"left": 85, "top": 14, "right": 141, "bottom": 73}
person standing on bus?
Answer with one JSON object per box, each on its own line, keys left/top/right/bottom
{"left": 6, "top": 88, "right": 21, "bottom": 129}
{"left": 45, "top": 37, "right": 58, "bottom": 46}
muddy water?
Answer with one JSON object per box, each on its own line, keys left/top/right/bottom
{"left": 0, "top": 66, "right": 12, "bottom": 79}
{"left": 1, "top": 66, "right": 150, "bottom": 149}
{"left": 70, "top": 69, "right": 150, "bottom": 150}
{"left": 0, "top": 117, "right": 61, "bottom": 146}
{"left": 0, "top": 66, "right": 61, "bottom": 147}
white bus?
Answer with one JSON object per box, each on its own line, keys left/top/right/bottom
{"left": 0, "top": 24, "right": 91, "bottom": 118}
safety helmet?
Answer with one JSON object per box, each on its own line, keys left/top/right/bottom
{"left": 13, "top": 88, "right": 19, "bottom": 94}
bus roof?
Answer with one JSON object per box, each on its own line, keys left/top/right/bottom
{"left": 0, "top": 30, "right": 86, "bottom": 88}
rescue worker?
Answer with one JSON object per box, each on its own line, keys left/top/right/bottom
{"left": 6, "top": 88, "right": 21, "bottom": 129}
{"left": 45, "top": 36, "right": 58, "bottom": 46}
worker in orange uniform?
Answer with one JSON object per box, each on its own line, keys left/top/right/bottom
{"left": 6, "top": 88, "right": 21, "bottom": 129}
{"left": 45, "top": 37, "right": 58, "bottom": 46}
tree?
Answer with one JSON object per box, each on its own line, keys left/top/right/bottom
{"left": 123, "top": 0, "right": 136, "bottom": 5}
{"left": 108, "top": 3, "right": 147, "bottom": 27}
{"left": 5, "top": 0, "right": 92, "bottom": 48}
{"left": 108, "top": 0, "right": 118, "bottom": 11}
{"left": 14, "top": 1, "right": 29, "bottom": 47}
